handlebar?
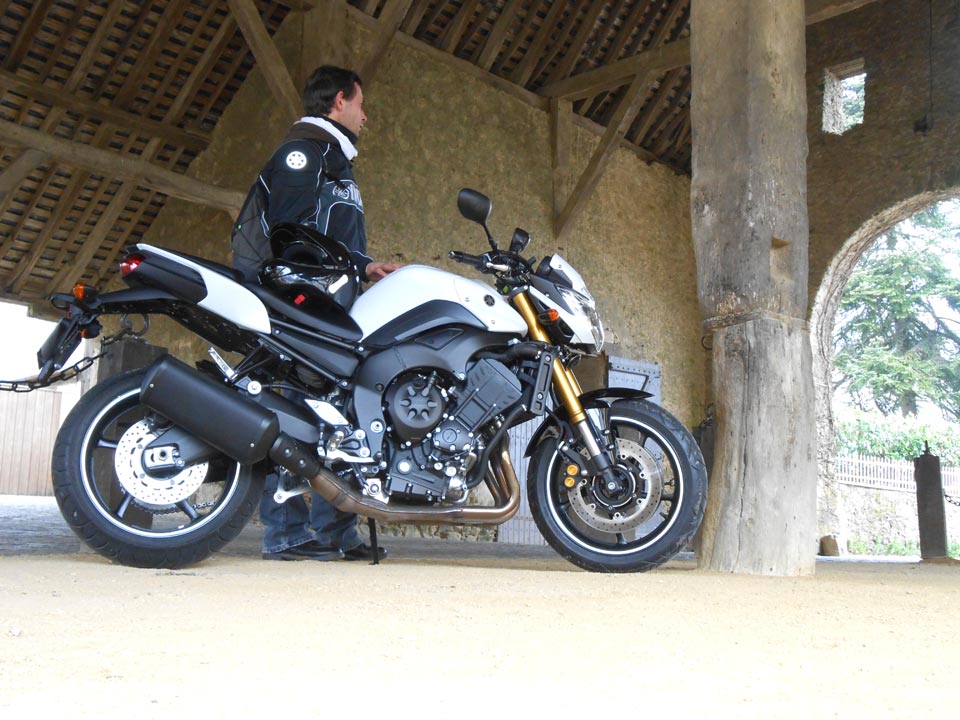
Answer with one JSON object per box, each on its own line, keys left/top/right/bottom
{"left": 449, "top": 250, "right": 487, "bottom": 269}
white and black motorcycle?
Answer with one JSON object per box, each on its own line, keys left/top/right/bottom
{"left": 37, "top": 189, "right": 706, "bottom": 572}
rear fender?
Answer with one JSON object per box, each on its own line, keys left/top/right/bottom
{"left": 37, "top": 287, "right": 180, "bottom": 382}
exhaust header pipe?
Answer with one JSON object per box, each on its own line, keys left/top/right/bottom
{"left": 141, "top": 356, "right": 521, "bottom": 526}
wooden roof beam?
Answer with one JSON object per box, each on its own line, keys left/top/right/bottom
{"left": 0, "top": 119, "right": 245, "bottom": 216}
{"left": 0, "top": 148, "right": 48, "bottom": 201}
{"left": 554, "top": 72, "right": 651, "bottom": 241}
{"left": 227, "top": 0, "right": 301, "bottom": 122}
{"left": 540, "top": 0, "right": 881, "bottom": 101}
{"left": 476, "top": 0, "right": 522, "bottom": 71}
{"left": 539, "top": 39, "right": 690, "bottom": 101}
{"left": 0, "top": 70, "right": 210, "bottom": 152}
{"left": 361, "top": 0, "right": 416, "bottom": 82}
{"left": 805, "top": 0, "right": 880, "bottom": 24}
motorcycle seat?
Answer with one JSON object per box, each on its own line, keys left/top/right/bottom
{"left": 245, "top": 283, "right": 363, "bottom": 343}
{"left": 176, "top": 252, "right": 246, "bottom": 283}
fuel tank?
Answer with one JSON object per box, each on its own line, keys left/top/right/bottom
{"left": 348, "top": 265, "right": 527, "bottom": 340}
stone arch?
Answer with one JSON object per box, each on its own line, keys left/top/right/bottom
{"left": 810, "top": 187, "right": 960, "bottom": 547}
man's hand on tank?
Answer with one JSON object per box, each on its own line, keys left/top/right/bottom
{"left": 365, "top": 262, "right": 402, "bottom": 282}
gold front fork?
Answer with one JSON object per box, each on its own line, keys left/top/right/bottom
{"left": 510, "top": 291, "right": 587, "bottom": 424}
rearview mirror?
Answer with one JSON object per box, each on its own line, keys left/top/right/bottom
{"left": 457, "top": 188, "right": 492, "bottom": 226}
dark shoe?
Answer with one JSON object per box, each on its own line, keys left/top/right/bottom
{"left": 343, "top": 543, "right": 388, "bottom": 561}
{"left": 262, "top": 541, "right": 344, "bottom": 561}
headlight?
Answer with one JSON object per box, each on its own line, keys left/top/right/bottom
{"left": 558, "top": 287, "right": 605, "bottom": 353}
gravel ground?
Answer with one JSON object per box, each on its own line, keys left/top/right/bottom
{"left": 1, "top": 496, "right": 958, "bottom": 719}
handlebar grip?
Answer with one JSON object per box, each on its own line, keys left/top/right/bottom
{"left": 449, "top": 250, "right": 485, "bottom": 267}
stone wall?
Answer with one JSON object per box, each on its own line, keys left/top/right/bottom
{"left": 839, "top": 484, "right": 960, "bottom": 552}
{"left": 136, "top": 6, "right": 706, "bottom": 425}
{"left": 806, "top": 0, "right": 960, "bottom": 306}
{"left": 805, "top": 0, "right": 960, "bottom": 538}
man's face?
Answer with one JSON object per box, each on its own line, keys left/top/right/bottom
{"left": 332, "top": 83, "right": 366, "bottom": 137}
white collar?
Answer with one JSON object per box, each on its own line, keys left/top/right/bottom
{"left": 298, "top": 116, "right": 358, "bottom": 161}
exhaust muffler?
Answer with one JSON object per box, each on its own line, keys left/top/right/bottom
{"left": 141, "top": 356, "right": 280, "bottom": 465}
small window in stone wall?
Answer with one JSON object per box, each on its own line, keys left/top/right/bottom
{"left": 823, "top": 59, "right": 866, "bottom": 134}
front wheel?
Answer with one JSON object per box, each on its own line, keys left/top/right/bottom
{"left": 52, "top": 368, "right": 262, "bottom": 568}
{"left": 528, "top": 399, "right": 706, "bottom": 572}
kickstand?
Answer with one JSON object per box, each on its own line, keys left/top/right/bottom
{"left": 367, "top": 517, "right": 380, "bottom": 566}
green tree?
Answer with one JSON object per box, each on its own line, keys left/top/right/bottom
{"left": 841, "top": 72, "right": 865, "bottom": 128}
{"left": 833, "top": 202, "right": 960, "bottom": 420}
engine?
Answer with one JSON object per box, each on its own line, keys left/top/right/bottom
{"left": 382, "top": 359, "right": 522, "bottom": 503}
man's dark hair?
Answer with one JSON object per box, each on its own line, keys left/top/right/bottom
{"left": 303, "top": 66, "right": 362, "bottom": 116}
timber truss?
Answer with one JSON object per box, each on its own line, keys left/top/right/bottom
{"left": 0, "top": 0, "right": 877, "bottom": 308}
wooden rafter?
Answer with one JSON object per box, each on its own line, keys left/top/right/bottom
{"left": 546, "top": 0, "right": 608, "bottom": 87}
{"left": 0, "top": 148, "right": 48, "bottom": 201}
{"left": 2, "top": 0, "right": 52, "bottom": 72}
{"left": 511, "top": 0, "right": 570, "bottom": 87}
{"left": 603, "top": 0, "right": 653, "bottom": 65}
{"left": 805, "top": 0, "right": 880, "bottom": 24}
{"left": 361, "top": 0, "right": 416, "bottom": 82}
{"left": 626, "top": 66, "right": 684, "bottom": 145}
{"left": 477, "top": 0, "right": 521, "bottom": 70}
{"left": 441, "top": 0, "right": 482, "bottom": 54}
{"left": 0, "top": 120, "right": 244, "bottom": 216}
{"left": 227, "top": 0, "right": 301, "bottom": 122}
{"left": 12, "top": 171, "right": 123, "bottom": 294}
{"left": 646, "top": 0, "right": 689, "bottom": 49}
{"left": 4, "top": 126, "right": 121, "bottom": 293}
{"left": 52, "top": 182, "right": 139, "bottom": 292}
{"left": 538, "top": 38, "right": 690, "bottom": 101}
{"left": 401, "top": 0, "right": 434, "bottom": 34}
{"left": 90, "top": 192, "right": 158, "bottom": 287}
{"left": 0, "top": 71, "right": 210, "bottom": 152}
{"left": 554, "top": 72, "right": 652, "bottom": 241}
{"left": 113, "top": 0, "right": 189, "bottom": 111}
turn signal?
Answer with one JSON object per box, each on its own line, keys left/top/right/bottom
{"left": 538, "top": 309, "right": 560, "bottom": 324}
{"left": 72, "top": 284, "right": 96, "bottom": 301}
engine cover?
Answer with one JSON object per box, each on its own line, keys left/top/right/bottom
{"left": 384, "top": 372, "right": 447, "bottom": 442}
{"left": 383, "top": 359, "right": 522, "bottom": 502}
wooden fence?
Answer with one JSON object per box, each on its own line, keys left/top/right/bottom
{"left": 835, "top": 453, "right": 960, "bottom": 493}
{"left": 0, "top": 387, "right": 64, "bottom": 496}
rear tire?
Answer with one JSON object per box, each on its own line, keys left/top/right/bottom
{"left": 52, "top": 368, "right": 261, "bottom": 568}
{"left": 528, "top": 399, "right": 706, "bottom": 572}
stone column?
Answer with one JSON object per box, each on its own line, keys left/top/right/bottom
{"left": 689, "top": 0, "right": 817, "bottom": 575}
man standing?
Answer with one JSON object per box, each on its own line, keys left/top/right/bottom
{"left": 232, "top": 66, "right": 398, "bottom": 561}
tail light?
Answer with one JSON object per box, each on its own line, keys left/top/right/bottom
{"left": 120, "top": 253, "right": 145, "bottom": 276}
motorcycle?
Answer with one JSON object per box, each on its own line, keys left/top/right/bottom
{"left": 36, "top": 189, "right": 706, "bottom": 572}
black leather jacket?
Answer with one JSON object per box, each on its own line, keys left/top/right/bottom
{"left": 231, "top": 117, "right": 372, "bottom": 280}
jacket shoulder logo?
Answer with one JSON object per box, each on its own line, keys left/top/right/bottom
{"left": 285, "top": 151, "right": 308, "bottom": 170}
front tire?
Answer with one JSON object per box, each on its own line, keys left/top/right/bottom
{"left": 528, "top": 399, "right": 706, "bottom": 572}
{"left": 52, "top": 368, "right": 261, "bottom": 568}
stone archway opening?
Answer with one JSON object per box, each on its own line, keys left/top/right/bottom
{"left": 811, "top": 189, "right": 960, "bottom": 553}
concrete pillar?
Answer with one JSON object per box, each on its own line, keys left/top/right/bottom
{"left": 689, "top": 0, "right": 817, "bottom": 575}
{"left": 914, "top": 447, "right": 948, "bottom": 560}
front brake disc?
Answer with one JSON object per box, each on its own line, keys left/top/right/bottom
{"left": 566, "top": 438, "right": 664, "bottom": 533}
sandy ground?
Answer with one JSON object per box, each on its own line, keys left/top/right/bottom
{"left": 1, "top": 497, "right": 959, "bottom": 719}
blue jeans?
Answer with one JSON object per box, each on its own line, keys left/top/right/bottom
{"left": 260, "top": 472, "right": 362, "bottom": 553}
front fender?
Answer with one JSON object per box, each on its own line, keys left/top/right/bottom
{"left": 523, "top": 387, "right": 654, "bottom": 457}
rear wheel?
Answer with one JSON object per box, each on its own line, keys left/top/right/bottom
{"left": 528, "top": 399, "right": 706, "bottom": 572}
{"left": 52, "top": 368, "right": 261, "bottom": 568}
